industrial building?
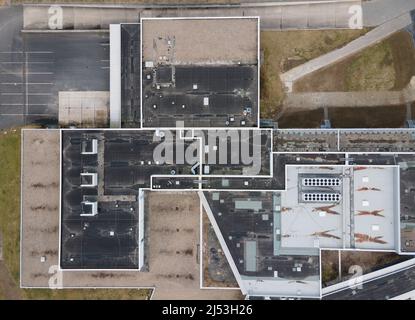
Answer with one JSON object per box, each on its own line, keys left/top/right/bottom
{"left": 110, "top": 17, "right": 259, "bottom": 128}
{"left": 19, "top": 16, "right": 415, "bottom": 299}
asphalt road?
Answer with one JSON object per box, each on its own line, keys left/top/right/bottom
{"left": 324, "top": 264, "right": 415, "bottom": 300}
{"left": 23, "top": 2, "right": 362, "bottom": 31}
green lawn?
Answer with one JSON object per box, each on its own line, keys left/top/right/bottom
{"left": 24, "top": 288, "right": 151, "bottom": 300}
{"left": 345, "top": 40, "right": 395, "bottom": 91}
{"left": 0, "top": 128, "right": 151, "bottom": 300}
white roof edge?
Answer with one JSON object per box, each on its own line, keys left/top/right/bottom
{"left": 109, "top": 24, "right": 121, "bottom": 128}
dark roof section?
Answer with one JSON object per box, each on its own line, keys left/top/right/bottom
{"left": 60, "top": 129, "right": 196, "bottom": 269}
{"left": 142, "top": 65, "right": 258, "bottom": 128}
{"left": 121, "top": 24, "right": 141, "bottom": 128}
{"left": 61, "top": 130, "right": 140, "bottom": 269}
{"left": 203, "top": 191, "right": 320, "bottom": 279}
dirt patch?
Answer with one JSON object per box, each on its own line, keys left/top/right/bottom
{"left": 389, "top": 31, "right": 415, "bottom": 90}
{"left": 260, "top": 29, "right": 368, "bottom": 119}
{"left": 294, "top": 31, "right": 415, "bottom": 92}
{"left": 329, "top": 105, "right": 407, "bottom": 128}
{"left": 278, "top": 104, "right": 408, "bottom": 128}
{"left": 23, "top": 288, "right": 151, "bottom": 300}
{"left": 321, "top": 250, "right": 410, "bottom": 288}
{"left": 277, "top": 108, "right": 324, "bottom": 128}
{"left": 0, "top": 262, "right": 22, "bottom": 300}
{"left": 321, "top": 250, "right": 339, "bottom": 287}
{"left": 145, "top": 192, "right": 200, "bottom": 282}
{"left": 340, "top": 251, "right": 410, "bottom": 280}
{"left": 346, "top": 41, "right": 395, "bottom": 91}
{"left": 202, "top": 210, "right": 238, "bottom": 288}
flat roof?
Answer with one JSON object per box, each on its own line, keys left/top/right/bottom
{"left": 280, "top": 165, "right": 399, "bottom": 251}
{"left": 353, "top": 166, "right": 398, "bottom": 250}
{"left": 142, "top": 66, "right": 259, "bottom": 128}
{"left": 141, "top": 17, "right": 259, "bottom": 128}
{"left": 121, "top": 24, "right": 141, "bottom": 127}
{"left": 21, "top": 130, "right": 60, "bottom": 287}
{"left": 142, "top": 17, "right": 258, "bottom": 65}
{"left": 61, "top": 131, "right": 141, "bottom": 269}
{"left": 281, "top": 166, "right": 345, "bottom": 249}
{"left": 59, "top": 91, "right": 109, "bottom": 128}
{"left": 21, "top": 127, "right": 415, "bottom": 297}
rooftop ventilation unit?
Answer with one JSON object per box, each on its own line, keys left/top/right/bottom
{"left": 80, "top": 173, "right": 98, "bottom": 187}
{"left": 302, "top": 193, "right": 341, "bottom": 203}
{"left": 80, "top": 201, "right": 98, "bottom": 217}
{"left": 81, "top": 139, "right": 98, "bottom": 155}
{"left": 302, "top": 177, "right": 341, "bottom": 187}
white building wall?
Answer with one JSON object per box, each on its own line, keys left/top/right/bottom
{"left": 109, "top": 24, "right": 121, "bottom": 128}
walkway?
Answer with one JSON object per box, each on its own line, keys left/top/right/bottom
{"left": 280, "top": 12, "right": 413, "bottom": 92}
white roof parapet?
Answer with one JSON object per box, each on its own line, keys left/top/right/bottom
{"left": 80, "top": 201, "right": 98, "bottom": 217}
{"left": 80, "top": 173, "right": 98, "bottom": 187}
{"left": 109, "top": 24, "right": 121, "bottom": 128}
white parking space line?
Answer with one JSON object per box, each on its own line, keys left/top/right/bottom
{"left": 0, "top": 50, "right": 57, "bottom": 126}
{"left": 25, "top": 52, "right": 28, "bottom": 119}
{"left": 0, "top": 62, "right": 54, "bottom": 65}
{"left": 2, "top": 83, "right": 53, "bottom": 87}
{"left": 26, "top": 72, "right": 54, "bottom": 75}
{"left": 29, "top": 104, "right": 55, "bottom": 107}
{"left": 0, "top": 51, "right": 53, "bottom": 54}
{"left": 1, "top": 103, "right": 56, "bottom": 107}
{"left": 27, "top": 93, "right": 53, "bottom": 96}
{"left": 26, "top": 51, "right": 54, "bottom": 54}
{"left": 0, "top": 72, "right": 23, "bottom": 75}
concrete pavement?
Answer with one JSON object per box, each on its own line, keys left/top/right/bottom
{"left": 283, "top": 91, "right": 408, "bottom": 111}
{"left": 283, "top": 78, "right": 415, "bottom": 112}
{"left": 363, "top": 0, "right": 415, "bottom": 27}
{"left": 23, "top": 1, "right": 362, "bottom": 31}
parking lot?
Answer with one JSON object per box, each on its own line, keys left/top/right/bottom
{"left": 0, "top": 50, "right": 56, "bottom": 127}
{"left": 0, "top": 32, "right": 110, "bottom": 129}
